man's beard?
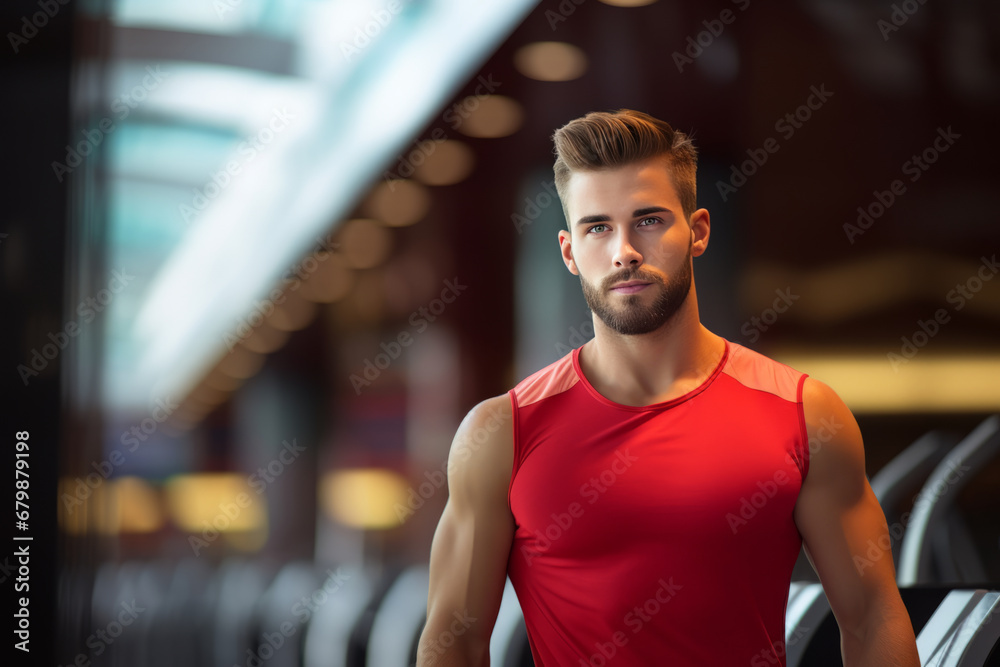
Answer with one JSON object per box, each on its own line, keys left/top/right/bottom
{"left": 579, "top": 243, "right": 693, "bottom": 336}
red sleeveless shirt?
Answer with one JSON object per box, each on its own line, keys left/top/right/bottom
{"left": 505, "top": 338, "right": 809, "bottom": 666}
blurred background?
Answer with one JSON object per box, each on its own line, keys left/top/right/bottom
{"left": 2, "top": 0, "right": 999, "bottom": 665}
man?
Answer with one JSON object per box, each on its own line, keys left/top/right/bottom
{"left": 418, "top": 109, "right": 919, "bottom": 666}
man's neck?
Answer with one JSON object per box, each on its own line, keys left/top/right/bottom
{"left": 579, "top": 308, "right": 726, "bottom": 407}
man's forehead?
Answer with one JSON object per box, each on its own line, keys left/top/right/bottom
{"left": 565, "top": 158, "right": 681, "bottom": 214}
{"left": 568, "top": 155, "right": 675, "bottom": 187}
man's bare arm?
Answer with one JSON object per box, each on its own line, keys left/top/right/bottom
{"left": 794, "top": 378, "right": 920, "bottom": 667}
{"left": 417, "top": 395, "right": 515, "bottom": 667}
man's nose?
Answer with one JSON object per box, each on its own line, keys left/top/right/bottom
{"left": 613, "top": 234, "right": 642, "bottom": 267}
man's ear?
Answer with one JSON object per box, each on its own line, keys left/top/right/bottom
{"left": 558, "top": 229, "right": 579, "bottom": 275}
{"left": 689, "top": 208, "right": 710, "bottom": 258}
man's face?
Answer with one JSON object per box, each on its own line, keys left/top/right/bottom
{"left": 557, "top": 156, "right": 709, "bottom": 336}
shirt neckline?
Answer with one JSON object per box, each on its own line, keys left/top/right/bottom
{"left": 571, "top": 337, "right": 730, "bottom": 412}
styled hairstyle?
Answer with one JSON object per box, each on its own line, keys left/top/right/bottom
{"left": 552, "top": 109, "right": 698, "bottom": 225}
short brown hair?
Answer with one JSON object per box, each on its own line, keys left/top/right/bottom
{"left": 552, "top": 109, "right": 698, "bottom": 225}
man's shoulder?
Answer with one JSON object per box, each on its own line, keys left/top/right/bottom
{"left": 460, "top": 394, "right": 513, "bottom": 439}
{"left": 450, "top": 394, "right": 516, "bottom": 510}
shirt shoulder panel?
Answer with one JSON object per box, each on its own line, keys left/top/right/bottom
{"left": 721, "top": 341, "right": 804, "bottom": 403}
{"left": 511, "top": 352, "right": 579, "bottom": 408}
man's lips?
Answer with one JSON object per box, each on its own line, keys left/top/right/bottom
{"left": 610, "top": 281, "right": 651, "bottom": 294}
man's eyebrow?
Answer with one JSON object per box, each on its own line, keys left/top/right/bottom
{"left": 575, "top": 214, "right": 610, "bottom": 227}
{"left": 574, "top": 206, "right": 673, "bottom": 227}
{"left": 633, "top": 206, "right": 672, "bottom": 218}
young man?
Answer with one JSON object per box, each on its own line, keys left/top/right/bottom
{"left": 418, "top": 110, "right": 919, "bottom": 666}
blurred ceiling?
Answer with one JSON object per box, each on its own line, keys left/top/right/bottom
{"left": 79, "top": 0, "right": 1000, "bottom": 417}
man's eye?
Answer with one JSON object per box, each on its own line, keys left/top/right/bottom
{"left": 639, "top": 217, "right": 659, "bottom": 226}
{"left": 588, "top": 224, "right": 607, "bottom": 234}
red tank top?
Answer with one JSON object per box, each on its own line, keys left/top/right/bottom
{"left": 505, "top": 338, "right": 810, "bottom": 666}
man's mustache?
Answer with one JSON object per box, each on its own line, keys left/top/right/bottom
{"left": 603, "top": 270, "right": 663, "bottom": 290}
